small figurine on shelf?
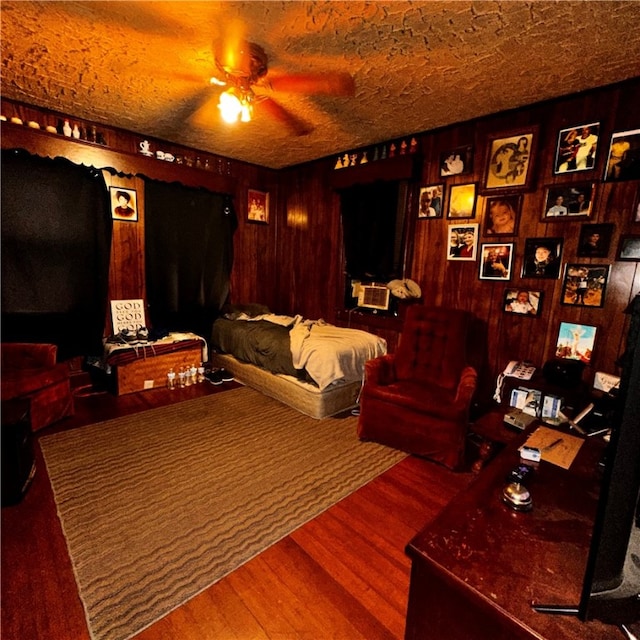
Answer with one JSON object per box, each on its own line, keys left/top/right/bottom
{"left": 410, "top": 137, "right": 418, "bottom": 154}
{"left": 62, "top": 119, "right": 72, "bottom": 137}
{"left": 360, "top": 151, "right": 369, "bottom": 164}
{"left": 373, "top": 147, "right": 379, "bottom": 161}
{"left": 72, "top": 124, "right": 80, "bottom": 139}
{"left": 197, "top": 363, "right": 205, "bottom": 384}
{"left": 399, "top": 140, "right": 407, "bottom": 155}
{"left": 334, "top": 156, "right": 343, "bottom": 170}
{"left": 343, "top": 153, "right": 350, "bottom": 167}
{"left": 349, "top": 154, "right": 357, "bottom": 166}
{"left": 381, "top": 146, "right": 387, "bottom": 160}
{"left": 167, "top": 369, "right": 176, "bottom": 390}
{"left": 389, "top": 143, "right": 396, "bottom": 158}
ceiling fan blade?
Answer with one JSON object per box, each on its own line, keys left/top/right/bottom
{"left": 188, "top": 88, "right": 222, "bottom": 128}
{"left": 257, "top": 97, "right": 313, "bottom": 137}
{"left": 265, "top": 72, "right": 355, "bottom": 96}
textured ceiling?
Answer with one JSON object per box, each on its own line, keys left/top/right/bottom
{"left": 2, "top": 1, "right": 640, "bottom": 169}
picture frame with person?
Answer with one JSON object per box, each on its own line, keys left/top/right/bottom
{"left": 604, "top": 128, "right": 640, "bottom": 182}
{"left": 439, "top": 145, "right": 473, "bottom": 177}
{"left": 503, "top": 289, "right": 542, "bottom": 316}
{"left": 418, "top": 184, "right": 444, "bottom": 218}
{"left": 110, "top": 186, "right": 138, "bottom": 222}
{"left": 542, "top": 183, "right": 595, "bottom": 220}
{"left": 478, "top": 243, "right": 514, "bottom": 280}
{"left": 521, "top": 237, "right": 563, "bottom": 279}
{"left": 553, "top": 122, "right": 600, "bottom": 175}
{"left": 561, "top": 263, "right": 610, "bottom": 308}
{"left": 247, "top": 188, "right": 269, "bottom": 223}
{"left": 482, "top": 194, "right": 522, "bottom": 236}
{"left": 447, "top": 223, "right": 478, "bottom": 261}
{"left": 577, "top": 223, "right": 614, "bottom": 258}
{"left": 556, "top": 321, "right": 597, "bottom": 364}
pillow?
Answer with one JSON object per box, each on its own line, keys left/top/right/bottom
{"left": 221, "top": 302, "right": 270, "bottom": 320}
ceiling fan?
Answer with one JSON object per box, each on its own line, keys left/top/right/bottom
{"left": 191, "top": 34, "right": 355, "bottom": 136}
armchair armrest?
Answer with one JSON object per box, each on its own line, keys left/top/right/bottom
{"left": 365, "top": 354, "right": 397, "bottom": 386}
{"left": 1, "top": 343, "right": 58, "bottom": 370}
{"left": 454, "top": 365, "right": 478, "bottom": 407}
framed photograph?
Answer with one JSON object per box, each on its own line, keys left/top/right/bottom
{"left": 604, "top": 128, "right": 640, "bottom": 182}
{"left": 440, "top": 145, "right": 473, "bottom": 177}
{"left": 561, "top": 264, "right": 610, "bottom": 308}
{"left": 447, "top": 182, "right": 477, "bottom": 219}
{"left": 503, "top": 289, "right": 542, "bottom": 316}
{"left": 521, "top": 237, "right": 564, "bottom": 279}
{"left": 483, "top": 127, "right": 538, "bottom": 192}
{"left": 553, "top": 122, "right": 600, "bottom": 174}
{"left": 555, "top": 321, "right": 597, "bottom": 364}
{"left": 447, "top": 223, "right": 478, "bottom": 261}
{"left": 247, "top": 188, "right": 269, "bottom": 223}
{"left": 577, "top": 223, "right": 614, "bottom": 258}
{"left": 542, "top": 182, "right": 596, "bottom": 219}
{"left": 110, "top": 187, "right": 138, "bottom": 222}
{"left": 418, "top": 184, "right": 444, "bottom": 218}
{"left": 483, "top": 194, "right": 522, "bottom": 236}
{"left": 479, "top": 243, "right": 514, "bottom": 280}
{"left": 617, "top": 235, "right": 640, "bottom": 261}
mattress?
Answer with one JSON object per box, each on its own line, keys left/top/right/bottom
{"left": 210, "top": 353, "right": 361, "bottom": 419}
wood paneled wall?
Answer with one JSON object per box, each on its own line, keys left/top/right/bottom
{"left": 3, "top": 80, "right": 639, "bottom": 404}
{"left": 277, "top": 79, "right": 640, "bottom": 396}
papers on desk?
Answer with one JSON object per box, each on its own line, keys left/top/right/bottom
{"left": 519, "top": 426, "right": 584, "bottom": 469}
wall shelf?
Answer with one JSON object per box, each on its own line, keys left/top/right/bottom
{"left": 0, "top": 123, "right": 237, "bottom": 194}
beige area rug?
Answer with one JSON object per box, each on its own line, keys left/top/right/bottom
{"left": 40, "top": 387, "right": 406, "bottom": 640}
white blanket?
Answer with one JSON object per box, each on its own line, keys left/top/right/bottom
{"left": 289, "top": 320, "right": 387, "bottom": 390}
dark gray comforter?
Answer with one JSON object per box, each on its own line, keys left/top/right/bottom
{"left": 210, "top": 317, "right": 308, "bottom": 380}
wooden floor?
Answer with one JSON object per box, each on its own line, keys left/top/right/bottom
{"left": 1, "top": 378, "right": 473, "bottom": 640}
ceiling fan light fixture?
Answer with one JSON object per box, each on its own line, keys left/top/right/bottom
{"left": 218, "top": 88, "right": 243, "bottom": 123}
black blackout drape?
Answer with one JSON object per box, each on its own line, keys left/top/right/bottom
{"left": 1, "top": 150, "right": 112, "bottom": 360}
{"left": 340, "top": 181, "right": 401, "bottom": 281}
{"left": 144, "top": 181, "right": 237, "bottom": 339}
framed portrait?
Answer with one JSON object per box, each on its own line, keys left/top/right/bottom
{"left": 447, "top": 223, "right": 478, "bottom": 261}
{"left": 604, "top": 128, "right": 640, "bottom": 182}
{"left": 561, "top": 264, "right": 610, "bottom": 308}
{"left": 418, "top": 184, "right": 444, "bottom": 218}
{"left": 110, "top": 186, "right": 138, "bottom": 222}
{"left": 617, "top": 235, "right": 640, "bottom": 261}
{"left": 440, "top": 145, "right": 473, "bottom": 177}
{"left": 521, "top": 237, "right": 563, "bottom": 279}
{"left": 577, "top": 223, "right": 614, "bottom": 258}
{"left": 483, "top": 127, "right": 538, "bottom": 192}
{"left": 555, "top": 321, "right": 597, "bottom": 364}
{"left": 553, "top": 122, "right": 600, "bottom": 175}
{"left": 483, "top": 194, "right": 522, "bottom": 236}
{"left": 542, "top": 182, "right": 596, "bottom": 220}
{"left": 478, "top": 243, "right": 514, "bottom": 280}
{"left": 503, "top": 289, "right": 542, "bottom": 316}
{"left": 247, "top": 188, "right": 269, "bottom": 223}
{"left": 447, "top": 182, "right": 477, "bottom": 219}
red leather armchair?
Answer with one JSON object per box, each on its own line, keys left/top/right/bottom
{"left": 357, "top": 306, "right": 477, "bottom": 470}
{"left": 1, "top": 343, "right": 74, "bottom": 431}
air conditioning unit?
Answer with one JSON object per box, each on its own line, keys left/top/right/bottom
{"left": 357, "top": 284, "right": 390, "bottom": 311}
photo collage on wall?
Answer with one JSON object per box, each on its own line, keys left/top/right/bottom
{"left": 415, "top": 120, "right": 639, "bottom": 362}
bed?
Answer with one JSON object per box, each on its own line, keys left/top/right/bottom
{"left": 210, "top": 305, "right": 387, "bottom": 418}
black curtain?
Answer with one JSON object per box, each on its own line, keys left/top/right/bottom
{"left": 144, "top": 181, "right": 237, "bottom": 339}
{"left": 1, "top": 150, "right": 112, "bottom": 360}
{"left": 340, "top": 181, "right": 402, "bottom": 281}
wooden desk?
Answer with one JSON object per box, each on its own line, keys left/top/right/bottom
{"left": 405, "top": 427, "right": 619, "bottom": 639}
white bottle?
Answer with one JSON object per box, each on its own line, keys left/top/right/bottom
{"left": 72, "top": 124, "right": 80, "bottom": 139}
{"left": 63, "top": 119, "right": 72, "bottom": 137}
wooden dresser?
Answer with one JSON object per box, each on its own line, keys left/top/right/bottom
{"left": 405, "top": 426, "right": 620, "bottom": 639}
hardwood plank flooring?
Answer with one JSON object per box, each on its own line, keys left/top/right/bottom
{"left": 1, "top": 380, "right": 473, "bottom": 640}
